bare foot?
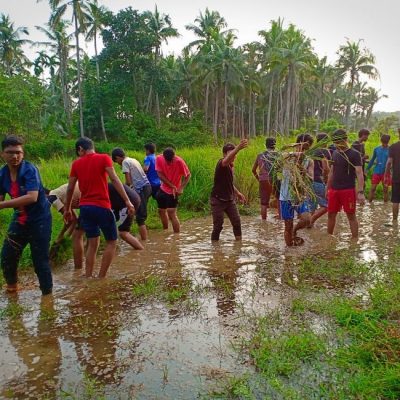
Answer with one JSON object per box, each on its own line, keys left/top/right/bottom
{"left": 291, "top": 237, "right": 305, "bottom": 246}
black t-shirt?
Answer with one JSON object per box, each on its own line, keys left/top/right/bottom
{"left": 313, "top": 148, "right": 331, "bottom": 184}
{"left": 352, "top": 140, "right": 366, "bottom": 170}
{"left": 332, "top": 148, "right": 362, "bottom": 190}
{"left": 211, "top": 159, "right": 234, "bottom": 201}
{"left": 389, "top": 141, "right": 400, "bottom": 183}
{"left": 108, "top": 183, "right": 140, "bottom": 212}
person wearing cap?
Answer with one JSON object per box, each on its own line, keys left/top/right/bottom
{"left": 252, "top": 137, "right": 279, "bottom": 220}
{"left": 210, "top": 140, "right": 248, "bottom": 241}
{"left": 327, "top": 129, "right": 365, "bottom": 238}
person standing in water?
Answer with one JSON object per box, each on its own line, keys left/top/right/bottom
{"left": 385, "top": 128, "right": 400, "bottom": 220}
{"left": 210, "top": 140, "right": 248, "bottom": 241}
{"left": 143, "top": 143, "right": 161, "bottom": 199}
{"left": 367, "top": 134, "right": 391, "bottom": 203}
{"left": 252, "top": 137, "right": 278, "bottom": 220}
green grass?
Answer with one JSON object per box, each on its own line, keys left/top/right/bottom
{"left": 131, "top": 275, "right": 163, "bottom": 298}
{"left": 0, "top": 301, "right": 28, "bottom": 320}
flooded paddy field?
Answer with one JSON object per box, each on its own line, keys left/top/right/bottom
{"left": 1, "top": 202, "right": 399, "bottom": 399}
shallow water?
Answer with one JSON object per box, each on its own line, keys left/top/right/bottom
{"left": 0, "top": 202, "right": 398, "bottom": 399}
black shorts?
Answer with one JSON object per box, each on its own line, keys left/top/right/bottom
{"left": 156, "top": 189, "right": 178, "bottom": 209}
{"left": 391, "top": 183, "right": 400, "bottom": 203}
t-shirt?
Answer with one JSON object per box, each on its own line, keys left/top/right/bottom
{"left": 70, "top": 153, "right": 112, "bottom": 209}
{"left": 155, "top": 155, "right": 190, "bottom": 195}
{"left": 211, "top": 159, "right": 235, "bottom": 201}
{"left": 352, "top": 140, "right": 366, "bottom": 170}
{"left": 143, "top": 154, "right": 161, "bottom": 187}
{"left": 0, "top": 160, "right": 50, "bottom": 224}
{"left": 331, "top": 148, "right": 362, "bottom": 190}
{"left": 256, "top": 150, "right": 277, "bottom": 181}
{"left": 313, "top": 148, "right": 331, "bottom": 184}
{"left": 367, "top": 146, "right": 389, "bottom": 175}
{"left": 108, "top": 183, "right": 140, "bottom": 213}
{"left": 49, "top": 183, "right": 81, "bottom": 212}
{"left": 389, "top": 141, "right": 400, "bottom": 183}
{"left": 121, "top": 157, "right": 149, "bottom": 191}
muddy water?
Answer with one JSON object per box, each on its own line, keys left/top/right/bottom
{"left": 0, "top": 202, "right": 398, "bottom": 399}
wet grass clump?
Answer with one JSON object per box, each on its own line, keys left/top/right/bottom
{"left": 0, "top": 301, "right": 28, "bottom": 320}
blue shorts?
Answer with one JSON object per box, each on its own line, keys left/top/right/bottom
{"left": 280, "top": 200, "right": 310, "bottom": 221}
{"left": 310, "top": 182, "right": 328, "bottom": 211}
{"left": 79, "top": 205, "right": 118, "bottom": 241}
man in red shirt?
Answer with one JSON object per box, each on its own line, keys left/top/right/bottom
{"left": 64, "top": 138, "right": 135, "bottom": 278}
{"left": 155, "top": 148, "right": 191, "bottom": 233}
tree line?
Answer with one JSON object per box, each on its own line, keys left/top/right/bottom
{"left": 0, "top": 1, "right": 387, "bottom": 143}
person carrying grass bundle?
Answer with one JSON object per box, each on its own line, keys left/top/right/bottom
{"left": 252, "top": 137, "right": 279, "bottom": 220}
{"left": 0, "top": 135, "right": 53, "bottom": 295}
{"left": 367, "top": 134, "right": 391, "bottom": 203}
{"left": 210, "top": 140, "right": 248, "bottom": 241}
{"left": 309, "top": 132, "right": 332, "bottom": 227}
{"left": 279, "top": 134, "right": 314, "bottom": 246}
{"left": 155, "top": 148, "right": 191, "bottom": 233}
{"left": 327, "top": 129, "right": 365, "bottom": 238}
{"left": 111, "top": 148, "right": 152, "bottom": 241}
{"left": 64, "top": 138, "right": 135, "bottom": 278}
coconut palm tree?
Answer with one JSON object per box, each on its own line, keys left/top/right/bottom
{"left": 0, "top": 14, "right": 31, "bottom": 75}
{"left": 336, "top": 39, "right": 378, "bottom": 130}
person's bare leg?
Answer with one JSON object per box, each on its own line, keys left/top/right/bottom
{"left": 139, "top": 225, "right": 148, "bottom": 240}
{"left": 72, "top": 229, "right": 84, "bottom": 269}
{"left": 119, "top": 231, "right": 144, "bottom": 250}
{"left": 368, "top": 184, "right": 377, "bottom": 202}
{"left": 159, "top": 209, "right": 169, "bottom": 229}
{"left": 98, "top": 240, "right": 117, "bottom": 278}
{"left": 85, "top": 237, "right": 100, "bottom": 277}
{"left": 393, "top": 203, "right": 399, "bottom": 221}
{"left": 310, "top": 207, "right": 327, "bottom": 226}
{"left": 383, "top": 185, "right": 389, "bottom": 203}
{"left": 346, "top": 213, "right": 358, "bottom": 239}
{"left": 283, "top": 220, "right": 294, "bottom": 246}
{"left": 327, "top": 212, "right": 337, "bottom": 235}
{"left": 261, "top": 205, "right": 267, "bottom": 220}
{"left": 167, "top": 208, "right": 180, "bottom": 233}
{"left": 294, "top": 212, "right": 311, "bottom": 235}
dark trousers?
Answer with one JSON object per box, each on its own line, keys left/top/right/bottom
{"left": 136, "top": 184, "right": 152, "bottom": 226}
{"left": 1, "top": 217, "right": 53, "bottom": 294}
{"left": 211, "top": 197, "right": 242, "bottom": 240}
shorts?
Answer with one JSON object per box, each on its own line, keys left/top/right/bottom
{"left": 310, "top": 182, "right": 328, "bottom": 211}
{"left": 280, "top": 200, "right": 310, "bottom": 221}
{"left": 259, "top": 180, "right": 272, "bottom": 206}
{"left": 156, "top": 189, "right": 178, "bottom": 209}
{"left": 115, "top": 208, "right": 133, "bottom": 232}
{"left": 327, "top": 188, "right": 356, "bottom": 214}
{"left": 79, "top": 205, "right": 118, "bottom": 241}
{"left": 372, "top": 173, "right": 391, "bottom": 186}
{"left": 391, "top": 183, "right": 400, "bottom": 203}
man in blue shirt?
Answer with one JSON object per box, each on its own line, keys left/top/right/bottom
{"left": 143, "top": 143, "right": 161, "bottom": 198}
{"left": 367, "top": 134, "right": 391, "bottom": 202}
{"left": 0, "top": 135, "right": 52, "bottom": 295}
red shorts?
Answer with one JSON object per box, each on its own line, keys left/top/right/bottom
{"left": 328, "top": 188, "right": 356, "bottom": 214}
{"left": 371, "top": 173, "right": 391, "bottom": 186}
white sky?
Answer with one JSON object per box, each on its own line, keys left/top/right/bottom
{"left": 1, "top": 0, "right": 399, "bottom": 111}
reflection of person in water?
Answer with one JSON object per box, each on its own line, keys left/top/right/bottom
{"left": 4, "top": 296, "right": 61, "bottom": 398}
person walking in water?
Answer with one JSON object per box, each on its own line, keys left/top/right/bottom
{"left": 210, "top": 140, "right": 248, "bottom": 241}
{"left": 385, "top": 128, "right": 400, "bottom": 221}
{"left": 367, "top": 134, "right": 391, "bottom": 203}
{"left": 252, "top": 137, "right": 278, "bottom": 220}
{"left": 143, "top": 143, "right": 161, "bottom": 199}
{"left": 64, "top": 138, "right": 135, "bottom": 278}
{"left": 327, "top": 129, "right": 365, "bottom": 238}
{"left": 155, "top": 148, "right": 191, "bottom": 233}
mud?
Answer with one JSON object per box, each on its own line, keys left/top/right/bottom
{"left": 0, "top": 202, "right": 397, "bottom": 399}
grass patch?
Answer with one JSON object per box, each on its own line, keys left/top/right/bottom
{"left": 131, "top": 276, "right": 163, "bottom": 298}
{"left": 0, "top": 301, "right": 28, "bottom": 320}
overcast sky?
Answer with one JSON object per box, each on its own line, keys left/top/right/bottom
{"left": 1, "top": 0, "right": 399, "bottom": 111}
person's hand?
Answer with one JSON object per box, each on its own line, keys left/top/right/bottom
{"left": 357, "top": 192, "right": 366, "bottom": 206}
{"left": 63, "top": 208, "right": 74, "bottom": 223}
{"left": 237, "top": 192, "right": 247, "bottom": 204}
{"left": 171, "top": 186, "right": 177, "bottom": 198}
{"left": 176, "top": 188, "right": 183, "bottom": 196}
{"left": 71, "top": 197, "right": 80, "bottom": 209}
{"left": 126, "top": 201, "right": 135, "bottom": 216}
{"left": 237, "top": 139, "right": 248, "bottom": 151}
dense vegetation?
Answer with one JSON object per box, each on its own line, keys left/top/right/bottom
{"left": 1, "top": 1, "right": 398, "bottom": 147}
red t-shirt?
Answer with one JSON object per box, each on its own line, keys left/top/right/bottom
{"left": 10, "top": 181, "right": 27, "bottom": 225}
{"left": 155, "top": 155, "right": 190, "bottom": 195}
{"left": 70, "top": 153, "right": 112, "bottom": 209}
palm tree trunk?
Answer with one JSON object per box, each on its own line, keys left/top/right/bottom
{"left": 345, "top": 75, "right": 355, "bottom": 129}
{"left": 146, "top": 85, "right": 153, "bottom": 112}
{"left": 267, "top": 74, "right": 274, "bottom": 134}
{"left": 74, "top": 9, "right": 84, "bottom": 137}
{"left": 155, "top": 92, "right": 160, "bottom": 125}
{"left": 252, "top": 94, "right": 256, "bottom": 136}
{"left": 94, "top": 33, "right": 107, "bottom": 142}
{"left": 224, "top": 80, "right": 228, "bottom": 137}
{"left": 204, "top": 83, "right": 209, "bottom": 125}
{"left": 232, "top": 104, "right": 236, "bottom": 137}
{"left": 213, "top": 88, "right": 219, "bottom": 139}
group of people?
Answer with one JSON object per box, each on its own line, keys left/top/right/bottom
{"left": 0, "top": 127, "right": 399, "bottom": 296}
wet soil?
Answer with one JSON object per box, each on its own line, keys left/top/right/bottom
{"left": 0, "top": 202, "right": 398, "bottom": 399}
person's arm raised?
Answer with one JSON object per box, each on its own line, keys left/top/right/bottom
{"left": 221, "top": 139, "right": 248, "bottom": 167}
{"left": 106, "top": 167, "right": 135, "bottom": 215}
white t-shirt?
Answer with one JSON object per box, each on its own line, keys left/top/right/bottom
{"left": 121, "top": 157, "right": 149, "bottom": 191}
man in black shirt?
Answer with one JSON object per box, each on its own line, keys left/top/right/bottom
{"left": 210, "top": 139, "right": 247, "bottom": 241}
